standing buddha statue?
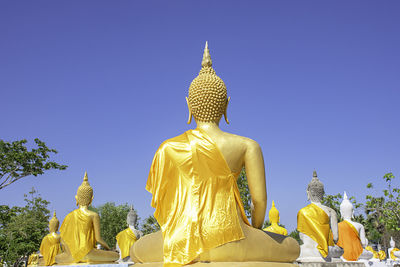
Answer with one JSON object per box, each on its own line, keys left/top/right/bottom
{"left": 263, "top": 201, "right": 288, "bottom": 235}
{"left": 297, "top": 171, "right": 343, "bottom": 262}
{"left": 116, "top": 205, "right": 143, "bottom": 262}
{"left": 130, "top": 42, "right": 300, "bottom": 267}
{"left": 55, "top": 172, "right": 119, "bottom": 264}
{"left": 39, "top": 211, "right": 61, "bottom": 266}
{"left": 337, "top": 192, "right": 373, "bottom": 261}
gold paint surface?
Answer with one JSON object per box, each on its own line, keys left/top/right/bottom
{"left": 146, "top": 129, "right": 250, "bottom": 266}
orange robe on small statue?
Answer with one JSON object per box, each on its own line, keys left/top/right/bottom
{"left": 337, "top": 220, "right": 363, "bottom": 261}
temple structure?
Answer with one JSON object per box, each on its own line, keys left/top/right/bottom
{"left": 130, "top": 42, "right": 300, "bottom": 267}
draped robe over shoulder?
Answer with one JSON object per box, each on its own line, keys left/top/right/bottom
{"left": 40, "top": 234, "right": 61, "bottom": 266}
{"left": 146, "top": 129, "right": 250, "bottom": 267}
{"left": 337, "top": 220, "right": 363, "bottom": 261}
{"left": 116, "top": 228, "right": 137, "bottom": 259}
{"left": 59, "top": 209, "right": 96, "bottom": 262}
{"left": 297, "top": 203, "right": 334, "bottom": 258}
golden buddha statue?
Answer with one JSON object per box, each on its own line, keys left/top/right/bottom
{"left": 55, "top": 172, "right": 119, "bottom": 264}
{"left": 27, "top": 252, "right": 40, "bottom": 266}
{"left": 130, "top": 42, "right": 300, "bottom": 267}
{"left": 263, "top": 201, "right": 288, "bottom": 235}
{"left": 39, "top": 211, "right": 61, "bottom": 266}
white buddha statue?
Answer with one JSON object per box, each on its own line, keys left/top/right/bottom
{"left": 388, "top": 237, "right": 400, "bottom": 261}
{"left": 337, "top": 192, "right": 373, "bottom": 261}
{"left": 116, "top": 206, "right": 143, "bottom": 262}
{"left": 297, "top": 171, "right": 343, "bottom": 262}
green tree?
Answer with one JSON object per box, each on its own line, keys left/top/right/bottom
{"left": 0, "top": 188, "right": 50, "bottom": 266}
{"left": 365, "top": 173, "right": 400, "bottom": 248}
{"left": 89, "top": 202, "right": 134, "bottom": 249}
{"left": 237, "top": 168, "right": 251, "bottom": 218}
{"left": 0, "top": 139, "right": 67, "bottom": 189}
{"left": 288, "top": 229, "right": 302, "bottom": 245}
{"left": 141, "top": 215, "right": 160, "bottom": 235}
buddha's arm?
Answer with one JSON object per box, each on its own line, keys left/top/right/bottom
{"left": 328, "top": 208, "right": 339, "bottom": 243}
{"left": 93, "top": 213, "right": 111, "bottom": 250}
{"left": 244, "top": 139, "right": 267, "bottom": 229}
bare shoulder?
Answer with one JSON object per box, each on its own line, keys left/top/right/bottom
{"left": 222, "top": 131, "right": 261, "bottom": 151}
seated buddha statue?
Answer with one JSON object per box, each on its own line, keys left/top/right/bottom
{"left": 337, "top": 192, "right": 373, "bottom": 261}
{"left": 55, "top": 172, "right": 119, "bottom": 264}
{"left": 39, "top": 211, "right": 61, "bottom": 266}
{"left": 130, "top": 42, "right": 300, "bottom": 267}
{"left": 297, "top": 171, "right": 343, "bottom": 262}
{"left": 377, "top": 244, "right": 386, "bottom": 261}
{"left": 365, "top": 239, "right": 379, "bottom": 261}
{"left": 388, "top": 237, "right": 400, "bottom": 261}
{"left": 263, "top": 201, "right": 288, "bottom": 235}
{"left": 116, "top": 205, "right": 143, "bottom": 262}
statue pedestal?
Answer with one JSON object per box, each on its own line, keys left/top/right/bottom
{"left": 134, "top": 262, "right": 297, "bottom": 267}
{"left": 297, "top": 262, "right": 364, "bottom": 267}
{"left": 55, "top": 264, "right": 128, "bottom": 267}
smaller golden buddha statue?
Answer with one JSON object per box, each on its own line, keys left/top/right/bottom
{"left": 365, "top": 239, "right": 379, "bottom": 261}
{"left": 263, "top": 201, "right": 288, "bottom": 235}
{"left": 39, "top": 211, "right": 61, "bottom": 266}
{"left": 116, "top": 205, "right": 143, "bottom": 262}
{"left": 55, "top": 172, "right": 119, "bottom": 264}
{"left": 27, "top": 253, "right": 40, "bottom": 266}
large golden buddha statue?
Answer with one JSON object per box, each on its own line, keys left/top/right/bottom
{"left": 55, "top": 172, "right": 119, "bottom": 264}
{"left": 130, "top": 42, "right": 300, "bottom": 267}
{"left": 39, "top": 211, "right": 61, "bottom": 266}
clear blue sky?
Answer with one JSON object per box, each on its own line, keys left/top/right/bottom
{"left": 1, "top": 1, "right": 399, "bottom": 232}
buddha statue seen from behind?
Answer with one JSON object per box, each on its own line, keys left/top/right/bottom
{"left": 263, "top": 201, "right": 288, "bottom": 235}
{"left": 388, "top": 237, "right": 400, "bottom": 261}
{"left": 297, "top": 171, "right": 343, "bottom": 262}
{"left": 337, "top": 191, "right": 373, "bottom": 261}
{"left": 116, "top": 205, "right": 143, "bottom": 262}
{"left": 130, "top": 42, "right": 300, "bottom": 266}
{"left": 39, "top": 211, "right": 61, "bottom": 266}
{"left": 55, "top": 172, "right": 119, "bottom": 264}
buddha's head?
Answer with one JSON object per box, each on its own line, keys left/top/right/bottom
{"left": 390, "top": 237, "right": 395, "bottom": 248}
{"left": 340, "top": 191, "right": 354, "bottom": 220}
{"left": 306, "top": 170, "right": 325, "bottom": 203}
{"left": 187, "top": 42, "right": 230, "bottom": 125}
{"left": 75, "top": 172, "right": 93, "bottom": 207}
{"left": 127, "top": 205, "right": 137, "bottom": 227}
{"left": 269, "top": 200, "right": 280, "bottom": 224}
{"left": 49, "top": 211, "right": 59, "bottom": 233}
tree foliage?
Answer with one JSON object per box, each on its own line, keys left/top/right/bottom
{"left": 0, "top": 188, "right": 50, "bottom": 266}
{"left": 0, "top": 139, "right": 67, "bottom": 190}
{"left": 89, "top": 202, "right": 135, "bottom": 249}
{"left": 237, "top": 168, "right": 251, "bottom": 218}
{"left": 141, "top": 215, "right": 160, "bottom": 235}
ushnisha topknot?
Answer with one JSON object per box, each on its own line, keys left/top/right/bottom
{"left": 188, "top": 41, "right": 228, "bottom": 123}
{"left": 49, "top": 210, "right": 59, "bottom": 231}
{"left": 127, "top": 205, "right": 137, "bottom": 226}
{"left": 307, "top": 170, "right": 325, "bottom": 202}
{"left": 76, "top": 171, "right": 93, "bottom": 206}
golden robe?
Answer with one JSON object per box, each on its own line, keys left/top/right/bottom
{"left": 146, "top": 129, "right": 250, "bottom": 267}
{"left": 378, "top": 250, "right": 386, "bottom": 260}
{"left": 390, "top": 248, "right": 400, "bottom": 260}
{"left": 337, "top": 220, "right": 363, "bottom": 261}
{"left": 365, "top": 246, "right": 378, "bottom": 259}
{"left": 297, "top": 203, "right": 334, "bottom": 258}
{"left": 39, "top": 234, "right": 60, "bottom": 266}
{"left": 116, "top": 228, "right": 137, "bottom": 259}
{"left": 264, "top": 224, "right": 288, "bottom": 236}
{"left": 59, "top": 209, "right": 96, "bottom": 262}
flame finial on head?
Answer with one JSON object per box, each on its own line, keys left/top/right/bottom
{"left": 201, "top": 41, "right": 212, "bottom": 68}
